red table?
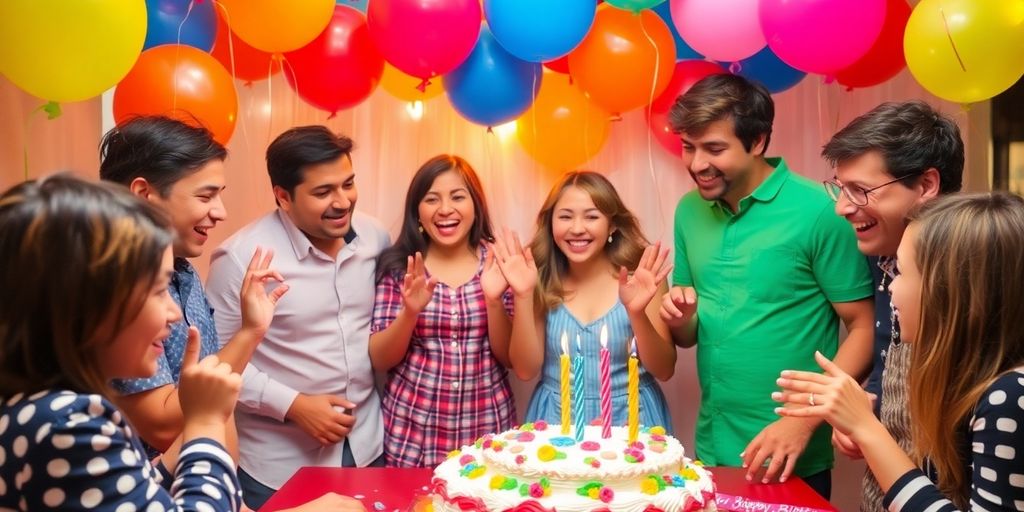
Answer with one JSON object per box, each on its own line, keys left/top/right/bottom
{"left": 262, "top": 467, "right": 836, "bottom": 512}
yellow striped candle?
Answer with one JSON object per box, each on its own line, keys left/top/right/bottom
{"left": 560, "top": 331, "right": 570, "bottom": 434}
{"left": 627, "top": 337, "right": 639, "bottom": 443}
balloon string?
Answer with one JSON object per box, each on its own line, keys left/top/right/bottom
{"left": 169, "top": 2, "right": 200, "bottom": 112}
{"left": 639, "top": 12, "right": 667, "bottom": 240}
{"left": 214, "top": 0, "right": 254, "bottom": 150}
{"left": 939, "top": 7, "right": 967, "bottom": 72}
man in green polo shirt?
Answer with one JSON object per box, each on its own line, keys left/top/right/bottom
{"left": 659, "top": 74, "right": 874, "bottom": 499}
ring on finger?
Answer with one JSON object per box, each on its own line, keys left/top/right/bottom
{"left": 808, "top": 393, "right": 816, "bottom": 406}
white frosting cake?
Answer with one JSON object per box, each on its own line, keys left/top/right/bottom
{"left": 431, "top": 422, "right": 716, "bottom": 512}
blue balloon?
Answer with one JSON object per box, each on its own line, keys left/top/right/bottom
{"left": 735, "top": 47, "right": 806, "bottom": 94}
{"left": 444, "top": 27, "right": 542, "bottom": 127}
{"left": 651, "top": 0, "right": 702, "bottom": 61}
{"left": 484, "top": 0, "right": 595, "bottom": 62}
{"left": 336, "top": 0, "right": 368, "bottom": 13}
{"left": 143, "top": 0, "right": 217, "bottom": 51}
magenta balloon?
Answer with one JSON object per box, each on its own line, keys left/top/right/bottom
{"left": 759, "top": 0, "right": 886, "bottom": 76}
{"left": 367, "top": 0, "right": 482, "bottom": 80}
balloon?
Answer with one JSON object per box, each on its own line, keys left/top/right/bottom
{"left": 210, "top": 8, "right": 281, "bottom": 83}
{"left": 543, "top": 56, "right": 571, "bottom": 74}
{"left": 646, "top": 60, "right": 726, "bottom": 156}
{"left": 735, "top": 47, "right": 806, "bottom": 94}
{"left": 568, "top": 6, "right": 676, "bottom": 114}
{"left": 484, "top": 0, "right": 595, "bottom": 62}
{"left": 759, "top": 0, "right": 886, "bottom": 76}
{"left": 143, "top": 0, "right": 217, "bottom": 51}
{"left": 443, "top": 26, "right": 542, "bottom": 127}
{"left": 283, "top": 5, "right": 384, "bottom": 115}
{"left": 368, "top": 0, "right": 481, "bottom": 81}
{"left": 905, "top": 0, "right": 1024, "bottom": 104}
{"left": 337, "top": 0, "right": 368, "bottom": 12}
{"left": 517, "top": 73, "right": 611, "bottom": 172}
{"left": 381, "top": 63, "right": 445, "bottom": 102}
{"left": 671, "top": 0, "right": 764, "bottom": 62}
{"left": 0, "top": 0, "right": 146, "bottom": 102}
{"left": 835, "top": 0, "right": 911, "bottom": 89}
{"left": 218, "top": 0, "right": 335, "bottom": 53}
{"left": 113, "top": 45, "right": 238, "bottom": 145}
{"left": 651, "top": 1, "right": 703, "bottom": 61}
{"left": 605, "top": 0, "right": 666, "bottom": 13}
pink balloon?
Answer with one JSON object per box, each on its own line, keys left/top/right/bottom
{"left": 367, "top": 0, "right": 481, "bottom": 81}
{"left": 646, "top": 60, "right": 727, "bottom": 156}
{"left": 671, "top": 0, "right": 765, "bottom": 63}
{"left": 759, "top": 0, "right": 885, "bottom": 76}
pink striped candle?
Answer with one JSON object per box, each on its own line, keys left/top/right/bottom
{"left": 599, "top": 323, "right": 611, "bottom": 439}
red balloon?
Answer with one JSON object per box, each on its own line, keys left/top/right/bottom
{"left": 113, "top": 44, "right": 238, "bottom": 145}
{"left": 836, "top": 0, "right": 911, "bottom": 89}
{"left": 283, "top": 5, "right": 384, "bottom": 115}
{"left": 543, "top": 55, "right": 570, "bottom": 74}
{"left": 646, "top": 60, "right": 727, "bottom": 156}
{"left": 210, "top": 7, "right": 280, "bottom": 83}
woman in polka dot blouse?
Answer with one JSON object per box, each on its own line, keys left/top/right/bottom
{"left": 0, "top": 175, "right": 242, "bottom": 511}
{"left": 775, "top": 193, "right": 1024, "bottom": 512}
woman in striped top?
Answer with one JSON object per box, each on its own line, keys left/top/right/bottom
{"left": 496, "top": 171, "right": 676, "bottom": 431}
{"left": 774, "top": 193, "right": 1024, "bottom": 511}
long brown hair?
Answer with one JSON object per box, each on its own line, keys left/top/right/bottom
{"left": 529, "top": 171, "right": 648, "bottom": 309}
{"left": 0, "top": 174, "right": 173, "bottom": 396}
{"left": 907, "top": 192, "right": 1024, "bottom": 508}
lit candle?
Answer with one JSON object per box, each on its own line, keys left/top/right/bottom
{"left": 599, "top": 323, "right": 611, "bottom": 439}
{"left": 560, "top": 331, "right": 570, "bottom": 434}
{"left": 573, "top": 333, "right": 585, "bottom": 442}
{"left": 627, "top": 337, "right": 639, "bottom": 443}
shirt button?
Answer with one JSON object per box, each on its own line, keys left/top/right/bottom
{"left": 875, "top": 321, "right": 881, "bottom": 327}
{"left": 451, "top": 308, "right": 457, "bottom": 314}
{"left": 452, "top": 381, "right": 460, "bottom": 389}
{"left": 450, "top": 341, "right": 458, "bottom": 349}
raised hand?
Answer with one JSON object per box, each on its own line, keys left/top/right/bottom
{"left": 772, "top": 351, "right": 876, "bottom": 436}
{"left": 492, "top": 227, "right": 537, "bottom": 298}
{"left": 401, "top": 252, "right": 438, "bottom": 314}
{"left": 239, "top": 246, "right": 289, "bottom": 336}
{"left": 619, "top": 242, "right": 672, "bottom": 314}
{"left": 178, "top": 326, "right": 242, "bottom": 427}
{"left": 480, "top": 246, "right": 509, "bottom": 303}
{"left": 660, "top": 286, "right": 698, "bottom": 328}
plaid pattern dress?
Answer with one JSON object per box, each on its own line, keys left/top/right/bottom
{"left": 371, "top": 248, "right": 515, "bottom": 467}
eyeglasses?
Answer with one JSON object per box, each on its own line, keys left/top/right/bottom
{"left": 823, "top": 172, "right": 923, "bottom": 206}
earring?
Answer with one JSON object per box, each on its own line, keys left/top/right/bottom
{"left": 608, "top": 233, "right": 614, "bottom": 243}
{"left": 418, "top": 225, "right": 424, "bottom": 234}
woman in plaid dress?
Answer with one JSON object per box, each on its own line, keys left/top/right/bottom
{"left": 370, "top": 155, "right": 515, "bottom": 467}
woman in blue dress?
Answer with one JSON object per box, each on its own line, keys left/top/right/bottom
{"left": 494, "top": 171, "right": 676, "bottom": 431}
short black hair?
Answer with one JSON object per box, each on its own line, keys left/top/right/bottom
{"left": 266, "top": 126, "right": 354, "bottom": 197}
{"left": 99, "top": 116, "right": 226, "bottom": 196}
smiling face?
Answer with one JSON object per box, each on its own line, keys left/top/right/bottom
{"left": 550, "top": 185, "right": 613, "bottom": 265}
{"left": 98, "top": 247, "right": 182, "bottom": 380}
{"left": 275, "top": 156, "right": 357, "bottom": 255}
{"left": 680, "top": 118, "right": 766, "bottom": 207}
{"left": 143, "top": 160, "right": 227, "bottom": 259}
{"left": 833, "top": 151, "right": 937, "bottom": 257}
{"left": 417, "top": 169, "right": 476, "bottom": 251}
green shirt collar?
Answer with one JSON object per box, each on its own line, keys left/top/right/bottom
{"left": 713, "top": 157, "right": 790, "bottom": 214}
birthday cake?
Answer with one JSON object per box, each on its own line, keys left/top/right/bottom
{"left": 431, "top": 422, "right": 717, "bottom": 512}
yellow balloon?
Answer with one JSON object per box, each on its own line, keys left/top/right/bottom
{"left": 905, "top": 0, "right": 1024, "bottom": 103}
{"left": 0, "top": 0, "right": 147, "bottom": 102}
{"left": 380, "top": 63, "right": 444, "bottom": 102}
{"left": 218, "top": 0, "right": 335, "bottom": 53}
{"left": 516, "top": 73, "right": 611, "bottom": 173}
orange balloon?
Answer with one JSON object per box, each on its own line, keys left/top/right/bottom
{"left": 517, "top": 72, "right": 611, "bottom": 173}
{"left": 113, "top": 45, "right": 238, "bottom": 145}
{"left": 380, "top": 63, "right": 444, "bottom": 102}
{"left": 210, "top": 8, "right": 281, "bottom": 83}
{"left": 568, "top": 6, "right": 676, "bottom": 114}
{"left": 218, "top": 0, "right": 335, "bottom": 53}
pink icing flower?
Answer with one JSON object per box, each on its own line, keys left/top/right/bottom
{"left": 459, "top": 454, "right": 476, "bottom": 466}
{"left": 482, "top": 439, "right": 493, "bottom": 449}
{"left": 580, "top": 441, "right": 600, "bottom": 452}
{"left": 630, "top": 441, "right": 645, "bottom": 450}
{"left": 516, "top": 432, "right": 536, "bottom": 442}
{"left": 529, "top": 483, "right": 545, "bottom": 498}
{"left": 533, "top": 420, "right": 548, "bottom": 431}
{"left": 599, "top": 487, "right": 614, "bottom": 503}
{"left": 515, "top": 455, "right": 526, "bottom": 465}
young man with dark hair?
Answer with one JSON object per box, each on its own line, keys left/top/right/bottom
{"left": 821, "top": 100, "right": 964, "bottom": 511}
{"left": 659, "top": 74, "right": 875, "bottom": 499}
{"left": 206, "top": 126, "right": 389, "bottom": 509}
{"left": 99, "top": 116, "right": 287, "bottom": 466}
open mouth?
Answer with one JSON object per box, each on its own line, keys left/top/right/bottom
{"left": 564, "top": 239, "right": 593, "bottom": 253}
{"left": 434, "top": 219, "right": 460, "bottom": 236}
{"left": 852, "top": 220, "right": 878, "bottom": 233}
{"left": 694, "top": 170, "right": 723, "bottom": 185}
{"left": 324, "top": 210, "right": 350, "bottom": 226}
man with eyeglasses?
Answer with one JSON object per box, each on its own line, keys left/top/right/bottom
{"left": 659, "top": 74, "right": 875, "bottom": 500}
{"left": 821, "top": 100, "right": 964, "bottom": 512}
